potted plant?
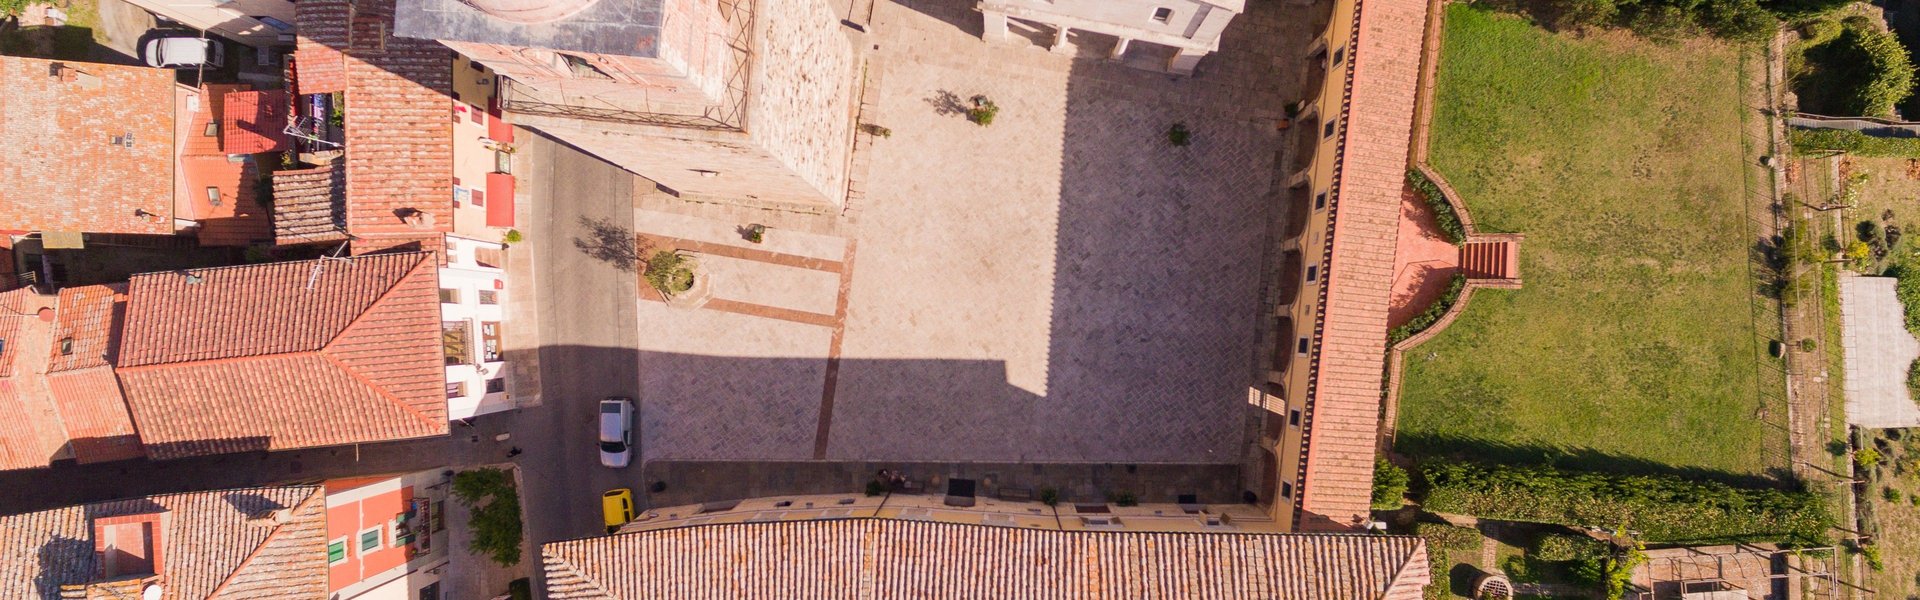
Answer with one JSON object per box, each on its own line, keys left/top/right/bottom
{"left": 743, "top": 224, "right": 767, "bottom": 244}
{"left": 967, "top": 95, "right": 1000, "bottom": 126}
{"left": 1167, "top": 122, "right": 1192, "bottom": 147}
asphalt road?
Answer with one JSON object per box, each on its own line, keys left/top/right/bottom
{"left": 511, "top": 131, "right": 644, "bottom": 544}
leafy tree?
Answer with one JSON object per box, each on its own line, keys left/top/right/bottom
{"left": 1799, "top": 22, "right": 1915, "bottom": 116}
{"left": 1372, "top": 457, "right": 1411, "bottom": 510}
{"left": 452, "top": 468, "right": 524, "bottom": 567}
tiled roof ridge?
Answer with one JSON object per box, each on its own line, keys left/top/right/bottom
{"left": 318, "top": 350, "right": 443, "bottom": 433}
{"left": 316, "top": 252, "right": 433, "bottom": 348}
{"left": 596, "top": 515, "right": 1432, "bottom": 544}
{"left": 201, "top": 487, "right": 325, "bottom": 598}
{"left": 541, "top": 550, "right": 619, "bottom": 599}
{"left": 129, "top": 251, "right": 424, "bottom": 279}
{"left": 114, "top": 349, "right": 323, "bottom": 373}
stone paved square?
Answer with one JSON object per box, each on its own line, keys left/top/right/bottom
{"left": 636, "top": 0, "right": 1307, "bottom": 465}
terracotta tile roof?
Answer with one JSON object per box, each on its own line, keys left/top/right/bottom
{"left": 180, "top": 84, "right": 247, "bottom": 157}
{"left": 341, "top": 0, "right": 454, "bottom": 248}
{"left": 0, "top": 485, "right": 327, "bottom": 600}
{"left": 44, "top": 285, "right": 140, "bottom": 464}
{"left": 0, "top": 289, "right": 71, "bottom": 471}
{"left": 115, "top": 253, "right": 448, "bottom": 459}
{"left": 222, "top": 90, "right": 291, "bottom": 154}
{"left": 273, "top": 160, "right": 350, "bottom": 244}
{"left": 179, "top": 156, "right": 274, "bottom": 247}
{"left": 0, "top": 57, "right": 174, "bottom": 234}
{"left": 1299, "top": 0, "right": 1429, "bottom": 532}
{"left": 543, "top": 519, "right": 1430, "bottom": 599}
{"left": 294, "top": 0, "right": 352, "bottom": 93}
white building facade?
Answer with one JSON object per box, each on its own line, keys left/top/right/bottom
{"left": 978, "top": 0, "right": 1244, "bottom": 74}
{"left": 438, "top": 234, "right": 512, "bottom": 420}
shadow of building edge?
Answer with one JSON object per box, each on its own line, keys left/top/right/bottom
{"left": 1393, "top": 432, "right": 1797, "bottom": 490}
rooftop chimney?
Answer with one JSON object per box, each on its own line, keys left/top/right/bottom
{"left": 92, "top": 512, "right": 167, "bottom": 580}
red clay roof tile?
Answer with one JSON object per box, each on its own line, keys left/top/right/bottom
{"left": 116, "top": 253, "right": 447, "bottom": 459}
{"left": 1299, "top": 0, "right": 1429, "bottom": 532}
{"left": 0, "top": 57, "right": 174, "bottom": 234}
{"left": 222, "top": 89, "right": 292, "bottom": 154}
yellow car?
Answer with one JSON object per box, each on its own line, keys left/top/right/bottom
{"left": 602, "top": 488, "right": 635, "bottom": 534}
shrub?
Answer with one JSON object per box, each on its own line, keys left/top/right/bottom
{"left": 1389, "top": 274, "right": 1468, "bottom": 345}
{"left": 1861, "top": 544, "right": 1885, "bottom": 571}
{"left": 1406, "top": 168, "right": 1467, "bottom": 243}
{"left": 1797, "top": 22, "right": 1915, "bottom": 117}
{"left": 1040, "top": 488, "right": 1059, "bottom": 506}
{"left": 967, "top": 95, "right": 999, "bottom": 126}
{"left": 1790, "top": 129, "right": 1920, "bottom": 158}
{"left": 860, "top": 123, "right": 892, "bottom": 138}
{"left": 1765, "top": 0, "right": 1851, "bottom": 20}
{"left": 1626, "top": 4, "right": 1701, "bottom": 42}
{"left": 644, "top": 250, "right": 695, "bottom": 294}
{"left": 502, "top": 229, "right": 524, "bottom": 244}
{"left": 1799, "top": 18, "right": 1843, "bottom": 45}
{"left": 1167, "top": 122, "right": 1192, "bottom": 147}
{"left": 1417, "top": 460, "right": 1834, "bottom": 544}
{"left": 1857, "top": 446, "right": 1884, "bottom": 470}
{"left": 452, "top": 468, "right": 524, "bottom": 566}
{"left": 1799, "top": 338, "right": 1817, "bottom": 352}
{"left": 1107, "top": 491, "right": 1139, "bottom": 507}
{"left": 1373, "top": 457, "right": 1411, "bottom": 510}
{"left": 865, "top": 480, "right": 887, "bottom": 496}
{"left": 1542, "top": 0, "right": 1620, "bottom": 30}
{"left": 1884, "top": 486, "right": 1904, "bottom": 502}
{"left": 1884, "top": 263, "right": 1920, "bottom": 336}
{"left": 1533, "top": 532, "right": 1610, "bottom": 561}
{"left": 1909, "top": 358, "right": 1920, "bottom": 402}
{"left": 1701, "top": 0, "right": 1778, "bottom": 42}
{"left": 1572, "top": 543, "right": 1646, "bottom": 599}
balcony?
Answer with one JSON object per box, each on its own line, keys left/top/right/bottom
{"left": 1270, "top": 316, "right": 1294, "bottom": 374}
{"left": 1274, "top": 251, "right": 1302, "bottom": 307}
{"left": 1282, "top": 187, "right": 1312, "bottom": 241}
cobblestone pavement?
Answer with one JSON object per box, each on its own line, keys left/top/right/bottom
{"left": 634, "top": 0, "right": 1310, "bottom": 465}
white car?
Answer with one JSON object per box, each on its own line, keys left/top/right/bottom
{"left": 142, "top": 37, "right": 225, "bottom": 69}
{"left": 598, "top": 397, "right": 633, "bottom": 468}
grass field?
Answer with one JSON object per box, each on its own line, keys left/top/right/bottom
{"left": 1398, "top": 5, "right": 1786, "bottom": 479}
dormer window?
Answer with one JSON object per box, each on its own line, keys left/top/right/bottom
{"left": 1151, "top": 7, "right": 1172, "bottom": 22}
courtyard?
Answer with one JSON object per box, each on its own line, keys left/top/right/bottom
{"left": 1395, "top": 6, "right": 1788, "bottom": 478}
{"left": 625, "top": 0, "right": 1310, "bottom": 466}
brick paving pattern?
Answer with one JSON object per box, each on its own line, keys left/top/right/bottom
{"left": 634, "top": 0, "right": 1309, "bottom": 465}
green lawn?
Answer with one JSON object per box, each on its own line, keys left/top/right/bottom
{"left": 1398, "top": 6, "right": 1785, "bottom": 478}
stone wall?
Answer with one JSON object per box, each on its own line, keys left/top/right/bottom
{"left": 511, "top": 113, "right": 836, "bottom": 206}
{"left": 741, "top": 0, "right": 857, "bottom": 206}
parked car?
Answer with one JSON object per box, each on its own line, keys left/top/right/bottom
{"left": 142, "top": 36, "right": 225, "bottom": 69}
{"left": 598, "top": 397, "right": 633, "bottom": 468}
{"left": 601, "top": 488, "right": 634, "bottom": 534}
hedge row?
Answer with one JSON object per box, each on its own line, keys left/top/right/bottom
{"left": 1789, "top": 128, "right": 1920, "bottom": 158}
{"left": 1406, "top": 168, "right": 1466, "bottom": 244}
{"left": 1419, "top": 460, "right": 1833, "bottom": 544}
{"left": 1388, "top": 274, "right": 1467, "bottom": 346}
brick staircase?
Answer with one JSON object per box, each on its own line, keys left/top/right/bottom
{"left": 1459, "top": 239, "right": 1518, "bottom": 281}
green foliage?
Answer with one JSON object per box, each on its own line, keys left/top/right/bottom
{"left": 859, "top": 123, "right": 892, "bottom": 138}
{"left": 1040, "top": 488, "right": 1059, "bottom": 506}
{"left": 1700, "top": 0, "right": 1779, "bottom": 42}
{"left": 644, "top": 250, "right": 694, "bottom": 294}
{"left": 1860, "top": 543, "right": 1885, "bottom": 571}
{"left": 1884, "top": 263, "right": 1920, "bottom": 336}
{"left": 1800, "top": 18, "right": 1843, "bottom": 45}
{"left": 508, "top": 579, "right": 532, "bottom": 600}
{"left": 1909, "top": 358, "right": 1920, "bottom": 403}
{"left": 1794, "top": 21, "right": 1915, "bottom": 117}
{"left": 502, "top": 229, "right": 523, "bottom": 244}
{"left": 1532, "top": 533, "right": 1610, "bottom": 562}
{"left": 1790, "top": 128, "right": 1920, "bottom": 158}
{"left": 1406, "top": 168, "right": 1467, "bottom": 243}
{"left": 1857, "top": 446, "right": 1884, "bottom": 470}
{"left": 865, "top": 480, "right": 887, "bottom": 496}
{"left": 1107, "top": 491, "right": 1138, "bottom": 507}
{"left": 1884, "top": 486, "right": 1903, "bottom": 502}
{"left": 1412, "top": 523, "right": 1482, "bottom": 600}
{"left": 1417, "top": 460, "right": 1834, "bottom": 544}
{"left": 1167, "top": 122, "right": 1192, "bottom": 147}
{"left": 1388, "top": 274, "right": 1468, "bottom": 345}
{"left": 1764, "top": 0, "right": 1851, "bottom": 20}
{"left": 1482, "top": 0, "right": 1783, "bottom": 40}
{"left": 1625, "top": 4, "right": 1702, "bottom": 42}
{"left": 0, "top": 0, "right": 32, "bottom": 17}
{"left": 1372, "top": 457, "right": 1411, "bottom": 510}
{"left": 967, "top": 95, "right": 999, "bottom": 126}
{"left": 451, "top": 468, "right": 524, "bottom": 567}
{"left": 1571, "top": 543, "right": 1645, "bottom": 600}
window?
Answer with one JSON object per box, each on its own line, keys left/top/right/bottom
{"left": 59, "top": 337, "right": 73, "bottom": 355}
{"left": 480, "top": 321, "right": 502, "bottom": 362}
{"left": 1280, "top": 482, "right": 1294, "bottom": 498}
{"left": 478, "top": 290, "right": 499, "bottom": 305}
{"left": 443, "top": 321, "right": 472, "bottom": 366}
{"left": 438, "top": 288, "right": 459, "bottom": 304}
{"left": 359, "top": 526, "right": 383, "bottom": 552}
{"left": 1323, "top": 119, "right": 1336, "bottom": 138}
{"left": 391, "top": 518, "right": 413, "bottom": 547}
{"left": 1314, "top": 191, "right": 1327, "bottom": 210}
{"left": 327, "top": 538, "right": 348, "bottom": 565}
{"left": 203, "top": 122, "right": 219, "bottom": 137}
{"left": 446, "top": 381, "right": 465, "bottom": 398}
{"left": 1296, "top": 337, "right": 1309, "bottom": 355}
{"left": 432, "top": 501, "right": 446, "bottom": 532}
{"left": 1151, "top": 7, "right": 1172, "bottom": 22}
{"left": 1305, "top": 265, "right": 1318, "bottom": 283}
{"left": 1331, "top": 46, "right": 1345, "bottom": 66}
{"left": 485, "top": 378, "right": 506, "bottom": 393}
{"left": 1288, "top": 409, "right": 1301, "bottom": 426}
{"left": 204, "top": 187, "right": 222, "bottom": 208}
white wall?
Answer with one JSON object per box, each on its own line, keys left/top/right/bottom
{"left": 123, "top": 0, "right": 295, "bottom": 47}
{"left": 439, "top": 235, "right": 511, "bottom": 420}
{"left": 981, "top": 0, "right": 1244, "bottom": 49}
